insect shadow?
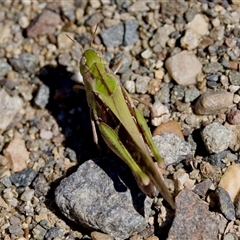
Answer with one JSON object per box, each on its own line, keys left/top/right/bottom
{"left": 37, "top": 64, "right": 148, "bottom": 219}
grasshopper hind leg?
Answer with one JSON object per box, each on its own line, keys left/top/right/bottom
{"left": 98, "top": 121, "right": 157, "bottom": 197}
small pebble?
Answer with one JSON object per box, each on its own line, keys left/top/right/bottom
{"left": 0, "top": 175, "right": 12, "bottom": 188}
{"left": 174, "top": 169, "right": 194, "bottom": 191}
{"left": 153, "top": 120, "right": 184, "bottom": 139}
{"left": 224, "top": 122, "right": 240, "bottom": 151}
{"left": 193, "top": 91, "right": 233, "bottom": 115}
{"left": 18, "top": 15, "right": 30, "bottom": 28}
{"left": 204, "top": 151, "right": 229, "bottom": 169}
{"left": 34, "top": 84, "right": 50, "bottom": 109}
{"left": 26, "top": 9, "right": 61, "bottom": 38}
{"left": 153, "top": 133, "right": 192, "bottom": 165}
{"left": 184, "top": 87, "right": 200, "bottom": 103}
{"left": 216, "top": 187, "right": 236, "bottom": 221}
{"left": 57, "top": 32, "right": 74, "bottom": 50}
{"left": 141, "top": 49, "right": 152, "bottom": 59}
{"left": 135, "top": 76, "right": 151, "bottom": 94}
{"left": 154, "top": 83, "right": 170, "bottom": 104}
{"left": 203, "top": 62, "right": 224, "bottom": 74}
{"left": 0, "top": 59, "right": 12, "bottom": 77}
{"left": 123, "top": 19, "right": 139, "bottom": 46}
{"left": 186, "top": 14, "right": 209, "bottom": 36}
{"left": 181, "top": 29, "right": 201, "bottom": 50}
{"left": 0, "top": 88, "right": 23, "bottom": 132}
{"left": 10, "top": 168, "right": 37, "bottom": 187}
{"left": 9, "top": 53, "right": 39, "bottom": 73}
{"left": 45, "top": 227, "right": 64, "bottom": 240}
{"left": 151, "top": 101, "right": 170, "bottom": 126}
{"left": 165, "top": 50, "right": 202, "bottom": 86}
{"left": 193, "top": 179, "right": 213, "bottom": 197}
{"left": 40, "top": 129, "right": 53, "bottom": 140}
{"left": 91, "top": 231, "right": 113, "bottom": 240}
{"left": 20, "top": 188, "right": 35, "bottom": 201}
{"left": 89, "top": 0, "right": 101, "bottom": 8}
{"left": 227, "top": 108, "right": 240, "bottom": 125}
{"left": 229, "top": 70, "right": 240, "bottom": 86}
{"left": 3, "top": 136, "right": 29, "bottom": 172}
{"left": 8, "top": 224, "right": 24, "bottom": 237}
{"left": 32, "top": 174, "right": 50, "bottom": 197}
{"left": 101, "top": 23, "right": 123, "bottom": 47}
{"left": 32, "top": 224, "right": 48, "bottom": 239}
{"left": 218, "top": 164, "right": 240, "bottom": 203}
{"left": 128, "top": 1, "right": 150, "bottom": 12}
{"left": 123, "top": 80, "right": 135, "bottom": 94}
{"left": 201, "top": 122, "right": 233, "bottom": 153}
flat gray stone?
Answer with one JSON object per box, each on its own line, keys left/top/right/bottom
{"left": 101, "top": 23, "right": 124, "bottom": 47}
{"left": 101, "top": 20, "right": 139, "bottom": 47}
{"left": 9, "top": 53, "right": 39, "bottom": 73}
{"left": 216, "top": 187, "right": 236, "bottom": 221}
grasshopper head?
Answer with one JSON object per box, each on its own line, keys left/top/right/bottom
{"left": 80, "top": 49, "right": 106, "bottom": 75}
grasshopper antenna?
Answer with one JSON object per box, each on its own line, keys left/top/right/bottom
{"left": 65, "top": 33, "right": 84, "bottom": 53}
{"left": 91, "top": 24, "right": 99, "bottom": 49}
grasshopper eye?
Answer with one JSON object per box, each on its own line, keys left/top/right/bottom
{"left": 81, "top": 56, "right": 86, "bottom": 65}
{"left": 96, "top": 52, "right": 102, "bottom": 58}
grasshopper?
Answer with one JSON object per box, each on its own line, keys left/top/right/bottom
{"left": 78, "top": 37, "right": 174, "bottom": 209}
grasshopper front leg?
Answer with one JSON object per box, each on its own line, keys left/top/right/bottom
{"left": 90, "top": 110, "right": 99, "bottom": 146}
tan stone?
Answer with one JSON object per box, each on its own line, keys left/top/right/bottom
{"left": 153, "top": 120, "right": 184, "bottom": 139}
{"left": 193, "top": 91, "right": 234, "bottom": 115}
{"left": 218, "top": 164, "right": 240, "bottom": 203}
{"left": 165, "top": 51, "right": 202, "bottom": 86}
{"left": 91, "top": 231, "right": 113, "bottom": 240}
{"left": 3, "top": 135, "right": 29, "bottom": 172}
{"left": 224, "top": 122, "right": 240, "bottom": 151}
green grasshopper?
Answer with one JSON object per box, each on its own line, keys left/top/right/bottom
{"left": 79, "top": 39, "right": 174, "bottom": 209}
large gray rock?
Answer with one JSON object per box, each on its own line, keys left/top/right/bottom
{"left": 55, "top": 156, "right": 153, "bottom": 240}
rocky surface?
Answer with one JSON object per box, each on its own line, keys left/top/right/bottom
{"left": 1, "top": 1, "right": 240, "bottom": 240}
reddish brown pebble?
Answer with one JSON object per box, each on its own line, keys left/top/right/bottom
{"left": 227, "top": 108, "right": 240, "bottom": 125}
{"left": 228, "top": 61, "right": 239, "bottom": 70}
{"left": 3, "top": 136, "right": 29, "bottom": 172}
{"left": 26, "top": 9, "right": 61, "bottom": 38}
{"left": 152, "top": 120, "right": 184, "bottom": 139}
{"left": 198, "top": 37, "right": 214, "bottom": 49}
{"left": 52, "top": 134, "right": 65, "bottom": 144}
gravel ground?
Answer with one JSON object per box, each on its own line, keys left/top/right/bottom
{"left": 1, "top": 0, "right": 240, "bottom": 239}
